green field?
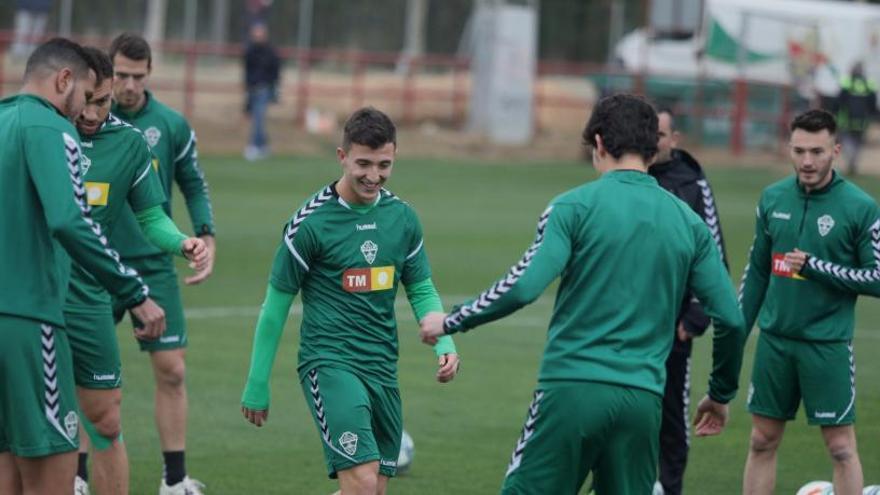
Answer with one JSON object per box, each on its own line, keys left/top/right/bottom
{"left": 115, "top": 154, "right": 880, "bottom": 494}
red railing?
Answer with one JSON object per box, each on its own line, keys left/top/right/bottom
{"left": 0, "top": 31, "right": 795, "bottom": 153}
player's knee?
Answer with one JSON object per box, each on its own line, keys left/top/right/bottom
{"left": 91, "top": 407, "right": 122, "bottom": 440}
{"left": 748, "top": 428, "right": 781, "bottom": 454}
{"left": 342, "top": 466, "right": 379, "bottom": 495}
{"left": 826, "top": 441, "right": 858, "bottom": 465}
{"left": 156, "top": 355, "right": 186, "bottom": 389}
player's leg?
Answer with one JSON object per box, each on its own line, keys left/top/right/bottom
{"left": 820, "top": 426, "right": 862, "bottom": 495}
{"left": 743, "top": 332, "right": 799, "bottom": 495}
{"left": 77, "top": 388, "right": 127, "bottom": 494}
{"left": 799, "top": 339, "right": 862, "bottom": 494}
{"left": 15, "top": 451, "right": 78, "bottom": 495}
{"left": 591, "top": 385, "right": 661, "bottom": 495}
{"left": 66, "top": 308, "right": 128, "bottom": 495}
{"left": 0, "top": 453, "right": 22, "bottom": 494}
{"left": 301, "top": 367, "right": 383, "bottom": 493}
{"left": 126, "top": 255, "right": 199, "bottom": 493}
{"left": 501, "top": 385, "right": 596, "bottom": 495}
{"left": 658, "top": 344, "right": 691, "bottom": 495}
{"left": 369, "top": 382, "right": 402, "bottom": 495}
{"left": 0, "top": 318, "right": 80, "bottom": 494}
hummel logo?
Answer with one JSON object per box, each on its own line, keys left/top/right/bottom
{"left": 814, "top": 411, "right": 836, "bottom": 419}
{"left": 356, "top": 223, "right": 377, "bottom": 231}
{"left": 92, "top": 374, "right": 116, "bottom": 381}
{"left": 80, "top": 141, "right": 93, "bottom": 148}
{"left": 771, "top": 211, "right": 791, "bottom": 220}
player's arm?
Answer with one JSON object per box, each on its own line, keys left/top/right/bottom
{"left": 26, "top": 127, "right": 148, "bottom": 309}
{"left": 241, "top": 221, "right": 315, "bottom": 425}
{"left": 797, "top": 211, "right": 880, "bottom": 297}
{"left": 172, "top": 127, "right": 214, "bottom": 237}
{"left": 436, "top": 204, "right": 573, "bottom": 335}
{"left": 172, "top": 125, "right": 216, "bottom": 283}
{"left": 404, "top": 278, "right": 458, "bottom": 382}
{"left": 739, "top": 203, "right": 773, "bottom": 336}
{"left": 679, "top": 175, "right": 730, "bottom": 338}
{"left": 687, "top": 220, "right": 747, "bottom": 405}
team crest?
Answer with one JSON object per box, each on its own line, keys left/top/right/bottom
{"left": 339, "top": 431, "right": 358, "bottom": 456}
{"left": 360, "top": 240, "right": 378, "bottom": 265}
{"left": 817, "top": 214, "right": 835, "bottom": 237}
{"left": 144, "top": 126, "right": 162, "bottom": 147}
{"left": 64, "top": 411, "right": 79, "bottom": 439}
{"left": 80, "top": 154, "right": 92, "bottom": 175}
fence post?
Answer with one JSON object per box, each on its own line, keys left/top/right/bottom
{"left": 295, "top": 48, "right": 311, "bottom": 128}
{"left": 402, "top": 58, "right": 417, "bottom": 125}
{"left": 183, "top": 47, "right": 197, "bottom": 120}
{"left": 730, "top": 78, "right": 747, "bottom": 156}
{"left": 352, "top": 54, "right": 365, "bottom": 110}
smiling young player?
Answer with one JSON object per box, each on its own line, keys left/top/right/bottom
{"left": 241, "top": 107, "right": 459, "bottom": 495}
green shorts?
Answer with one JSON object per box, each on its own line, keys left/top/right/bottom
{"left": 300, "top": 366, "right": 402, "bottom": 479}
{"left": 501, "top": 381, "right": 661, "bottom": 495}
{"left": 64, "top": 306, "right": 121, "bottom": 389}
{"left": 748, "top": 331, "right": 855, "bottom": 426}
{"left": 0, "top": 316, "right": 79, "bottom": 457}
{"left": 113, "top": 254, "right": 187, "bottom": 352}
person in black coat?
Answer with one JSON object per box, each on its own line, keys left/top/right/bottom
{"left": 649, "top": 108, "right": 729, "bottom": 495}
{"left": 243, "top": 22, "right": 280, "bottom": 161}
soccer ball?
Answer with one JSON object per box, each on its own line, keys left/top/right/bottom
{"left": 864, "top": 486, "right": 880, "bottom": 495}
{"left": 397, "top": 430, "right": 415, "bottom": 474}
{"left": 796, "top": 481, "right": 833, "bottom": 495}
{"left": 653, "top": 481, "right": 665, "bottom": 494}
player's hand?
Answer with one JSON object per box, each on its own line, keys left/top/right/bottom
{"left": 676, "top": 322, "right": 692, "bottom": 342}
{"left": 242, "top": 406, "right": 269, "bottom": 427}
{"left": 419, "top": 312, "right": 447, "bottom": 345}
{"left": 693, "top": 395, "right": 728, "bottom": 437}
{"left": 436, "top": 353, "right": 460, "bottom": 383}
{"left": 181, "top": 237, "right": 208, "bottom": 267}
{"left": 784, "top": 248, "right": 808, "bottom": 273}
{"left": 185, "top": 235, "right": 215, "bottom": 285}
{"left": 130, "top": 297, "right": 166, "bottom": 341}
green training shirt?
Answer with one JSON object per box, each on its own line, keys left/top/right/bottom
{"left": 442, "top": 170, "right": 746, "bottom": 402}
{"left": 0, "top": 94, "right": 147, "bottom": 327}
{"left": 739, "top": 172, "right": 880, "bottom": 342}
{"left": 66, "top": 114, "right": 167, "bottom": 310}
{"left": 270, "top": 183, "right": 433, "bottom": 386}
{"left": 110, "top": 91, "right": 214, "bottom": 258}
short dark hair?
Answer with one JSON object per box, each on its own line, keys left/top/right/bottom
{"left": 82, "top": 46, "right": 114, "bottom": 85}
{"left": 583, "top": 94, "right": 658, "bottom": 162}
{"left": 109, "top": 33, "right": 152, "bottom": 69}
{"left": 790, "top": 109, "right": 837, "bottom": 135}
{"left": 342, "top": 107, "right": 397, "bottom": 151}
{"left": 24, "top": 37, "right": 93, "bottom": 81}
{"left": 656, "top": 106, "right": 676, "bottom": 131}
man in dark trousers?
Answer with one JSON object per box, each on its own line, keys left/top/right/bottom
{"left": 243, "top": 22, "right": 280, "bottom": 161}
{"left": 649, "top": 108, "right": 728, "bottom": 495}
{"left": 836, "top": 62, "right": 877, "bottom": 175}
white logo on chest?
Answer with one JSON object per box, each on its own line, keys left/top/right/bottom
{"left": 817, "top": 214, "right": 835, "bottom": 237}
{"left": 356, "top": 222, "right": 376, "bottom": 231}
{"left": 80, "top": 154, "right": 92, "bottom": 175}
{"left": 144, "top": 126, "right": 162, "bottom": 147}
{"left": 360, "top": 240, "right": 378, "bottom": 265}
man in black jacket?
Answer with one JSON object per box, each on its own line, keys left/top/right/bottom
{"left": 836, "top": 62, "right": 877, "bottom": 175}
{"left": 649, "top": 108, "right": 729, "bottom": 495}
{"left": 243, "top": 22, "right": 280, "bottom": 161}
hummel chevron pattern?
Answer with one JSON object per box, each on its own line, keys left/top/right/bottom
{"left": 697, "top": 179, "right": 725, "bottom": 259}
{"left": 284, "top": 186, "right": 333, "bottom": 269}
{"left": 41, "top": 324, "right": 73, "bottom": 445}
{"left": 307, "top": 369, "right": 357, "bottom": 463}
{"left": 838, "top": 342, "right": 857, "bottom": 424}
{"left": 806, "top": 220, "right": 880, "bottom": 283}
{"left": 445, "top": 206, "right": 553, "bottom": 330}
{"left": 737, "top": 241, "right": 756, "bottom": 308}
{"left": 63, "top": 134, "right": 147, "bottom": 292}
{"left": 505, "top": 390, "right": 544, "bottom": 478}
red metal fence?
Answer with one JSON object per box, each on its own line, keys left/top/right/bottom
{"left": 0, "top": 31, "right": 796, "bottom": 154}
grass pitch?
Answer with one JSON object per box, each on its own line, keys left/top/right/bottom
{"left": 115, "top": 154, "right": 879, "bottom": 494}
